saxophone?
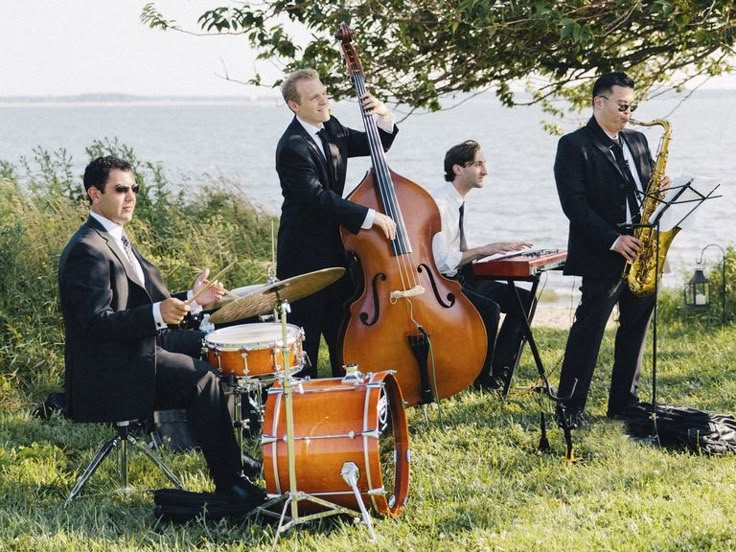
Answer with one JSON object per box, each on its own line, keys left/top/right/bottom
{"left": 622, "top": 118, "right": 679, "bottom": 296}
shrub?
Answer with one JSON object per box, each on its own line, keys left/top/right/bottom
{"left": 658, "top": 246, "right": 736, "bottom": 327}
{"left": 0, "top": 143, "right": 277, "bottom": 408}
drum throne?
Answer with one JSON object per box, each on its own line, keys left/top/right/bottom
{"left": 64, "top": 418, "right": 184, "bottom": 507}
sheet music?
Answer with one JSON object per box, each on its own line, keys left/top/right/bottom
{"left": 651, "top": 175, "right": 717, "bottom": 231}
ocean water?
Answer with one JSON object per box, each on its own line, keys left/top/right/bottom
{"left": 1, "top": 91, "right": 733, "bottom": 300}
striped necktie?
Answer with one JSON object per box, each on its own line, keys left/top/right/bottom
{"left": 120, "top": 230, "right": 137, "bottom": 266}
{"left": 120, "top": 230, "right": 144, "bottom": 284}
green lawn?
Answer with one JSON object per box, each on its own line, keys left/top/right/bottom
{"left": 2, "top": 323, "right": 735, "bottom": 551}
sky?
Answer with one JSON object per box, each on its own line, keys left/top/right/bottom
{"left": 0, "top": 1, "right": 276, "bottom": 97}
{"left": 1, "top": 1, "right": 735, "bottom": 98}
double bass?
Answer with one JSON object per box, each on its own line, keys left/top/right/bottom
{"left": 336, "top": 24, "right": 488, "bottom": 407}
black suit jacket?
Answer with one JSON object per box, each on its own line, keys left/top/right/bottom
{"left": 555, "top": 117, "right": 654, "bottom": 278}
{"left": 275, "top": 115, "right": 398, "bottom": 279}
{"left": 58, "top": 216, "right": 184, "bottom": 422}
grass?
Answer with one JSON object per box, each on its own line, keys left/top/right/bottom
{"left": 1, "top": 146, "right": 736, "bottom": 550}
{"left": 3, "top": 324, "right": 736, "bottom": 551}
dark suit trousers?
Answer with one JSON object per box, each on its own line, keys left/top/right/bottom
{"left": 557, "top": 278, "right": 655, "bottom": 415}
{"left": 461, "top": 275, "right": 532, "bottom": 384}
{"left": 154, "top": 329, "right": 241, "bottom": 490}
{"left": 287, "top": 274, "right": 353, "bottom": 378}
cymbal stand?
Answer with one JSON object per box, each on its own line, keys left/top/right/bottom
{"left": 255, "top": 296, "right": 377, "bottom": 547}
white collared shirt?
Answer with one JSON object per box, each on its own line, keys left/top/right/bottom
{"left": 89, "top": 211, "right": 145, "bottom": 283}
{"left": 622, "top": 140, "right": 644, "bottom": 222}
{"left": 431, "top": 183, "right": 466, "bottom": 277}
{"left": 296, "top": 118, "right": 328, "bottom": 159}
{"left": 609, "top": 134, "right": 644, "bottom": 223}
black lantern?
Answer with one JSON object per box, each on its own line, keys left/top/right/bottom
{"left": 684, "top": 244, "right": 726, "bottom": 323}
{"left": 684, "top": 267, "right": 709, "bottom": 309}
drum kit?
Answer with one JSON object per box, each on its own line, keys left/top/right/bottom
{"left": 198, "top": 267, "right": 410, "bottom": 542}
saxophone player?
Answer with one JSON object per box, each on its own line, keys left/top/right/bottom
{"left": 553, "top": 72, "right": 671, "bottom": 428}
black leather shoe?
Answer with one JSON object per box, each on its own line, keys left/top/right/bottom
{"left": 241, "top": 453, "right": 262, "bottom": 478}
{"left": 606, "top": 401, "right": 644, "bottom": 421}
{"left": 474, "top": 373, "right": 504, "bottom": 391}
{"left": 218, "top": 475, "right": 267, "bottom": 507}
{"left": 554, "top": 404, "right": 584, "bottom": 429}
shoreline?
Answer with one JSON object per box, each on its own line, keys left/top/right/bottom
{"left": 531, "top": 305, "right": 575, "bottom": 329}
{"left": 531, "top": 304, "right": 616, "bottom": 329}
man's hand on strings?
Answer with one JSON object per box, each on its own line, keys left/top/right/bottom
{"left": 373, "top": 212, "right": 397, "bottom": 241}
{"left": 361, "top": 94, "right": 390, "bottom": 118}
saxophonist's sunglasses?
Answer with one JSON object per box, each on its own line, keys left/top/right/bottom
{"left": 598, "top": 95, "right": 638, "bottom": 113}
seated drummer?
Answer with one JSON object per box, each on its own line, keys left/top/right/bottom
{"left": 58, "top": 156, "right": 263, "bottom": 504}
{"left": 431, "top": 140, "right": 533, "bottom": 390}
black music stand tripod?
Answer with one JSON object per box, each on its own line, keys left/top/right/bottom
{"left": 623, "top": 178, "right": 720, "bottom": 445}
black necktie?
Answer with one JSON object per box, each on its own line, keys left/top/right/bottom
{"left": 458, "top": 203, "right": 467, "bottom": 251}
{"left": 610, "top": 140, "right": 641, "bottom": 224}
{"left": 316, "top": 128, "right": 335, "bottom": 184}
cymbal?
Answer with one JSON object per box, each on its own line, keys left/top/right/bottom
{"left": 207, "top": 283, "right": 267, "bottom": 311}
{"left": 208, "top": 267, "right": 346, "bottom": 325}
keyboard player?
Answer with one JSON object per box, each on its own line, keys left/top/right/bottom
{"left": 432, "top": 140, "right": 533, "bottom": 391}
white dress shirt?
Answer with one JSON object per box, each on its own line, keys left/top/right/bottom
{"left": 431, "top": 183, "right": 466, "bottom": 277}
{"left": 612, "top": 136, "right": 644, "bottom": 223}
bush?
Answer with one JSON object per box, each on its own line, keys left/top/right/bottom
{"left": 0, "top": 143, "right": 277, "bottom": 408}
{"left": 658, "top": 246, "right": 736, "bottom": 327}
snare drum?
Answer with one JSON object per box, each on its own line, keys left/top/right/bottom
{"left": 262, "top": 370, "right": 410, "bottom": 516}
{"left": 203, "top": 323, "right": 304, "bottom": 378}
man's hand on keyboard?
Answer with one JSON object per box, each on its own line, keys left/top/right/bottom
{"left": 479, "top": 241, "right": 533, "bottom": 258}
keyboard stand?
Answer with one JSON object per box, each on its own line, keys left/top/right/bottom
{"left": 473, "top": 270, "right": 561, "bottom": 399}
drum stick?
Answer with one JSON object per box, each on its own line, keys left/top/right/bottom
{"left": 222, "top": 288, "right": 240, "bottom": 299}
{"left": 186, "top": 261, "right": 236, "bottom": 305}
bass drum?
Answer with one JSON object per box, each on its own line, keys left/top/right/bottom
{"left": 261, "top": 370, "right": 410, "bottom": 516}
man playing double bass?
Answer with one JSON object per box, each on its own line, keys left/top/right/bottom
{"left": 275, "top": 68, "right": 398, "bottom": 377}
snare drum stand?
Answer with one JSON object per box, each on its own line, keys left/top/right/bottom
{"left": 255, "top": 296, "right": 378, "bottom": 547}
{"left": 226, "top": 375, "right": 265, "bottom": 460}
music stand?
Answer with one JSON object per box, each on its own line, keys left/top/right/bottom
{"left": 624, "top": 177, "right": 721, "bottom": 442}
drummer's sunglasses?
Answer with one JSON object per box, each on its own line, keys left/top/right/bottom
{"left": 113, "top": 184, "right": 140, "bottom": 194}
